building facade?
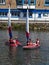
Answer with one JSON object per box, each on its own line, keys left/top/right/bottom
{"left": 1, "top": 0, "right": 49, "bottom": 9}
{"left": 0, "top": 0, "right": 49, "bottom": 22}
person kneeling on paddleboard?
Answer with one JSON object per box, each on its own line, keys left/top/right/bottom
{"left": 9, "top": 38, "right": 14, "bottom": 44}
{"left": 15, "top": 37, "right": 22, "bottom": 46}
{"left": 36, "top": 38, "right": 40, "bottom": 46}
{"left": 9, "top": 38, "right": 17, "bottom": 45}
{"left": 27, "top": 39, "right": 33, "bottom": 46}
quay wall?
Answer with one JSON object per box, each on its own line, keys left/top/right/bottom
{"left": 0, "top": 20, "right": 49, "bottom": 31}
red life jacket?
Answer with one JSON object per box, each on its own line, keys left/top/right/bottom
{"left": 16, "top": 40, "right": 21, "bottom": 45}
{"left": 9, "top": 39, "right": 14, "bottom": 44}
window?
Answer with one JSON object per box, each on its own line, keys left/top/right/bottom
{"left": 20, "top": 12, "right": 23, "bottom": 18}
{"left": 24, "top": 0, "right": 35, "bottom": 5}
{"left": 29, "top": 12, "right": 32, "bottom": 18}
{"left": 0, "top": 12, "right": 7, "bottom": 16}
{"left": 38, "top": 13, "right": 41, "bottom": 18}
{"left": 45, "top": 0, "right": 49, "bottom": 6}
{"left": 24, "top": 12, "right": 26, "bottom": 17}
{"left": 30, "top": 0, "right": 36, "bottom": 5}
{"left": 43, "top": 13, "right": 48, "bottom": 17}
{"left": 24, "top": 0, "right": 28, "bottom": 4}
{"left": 0, "top": 0, "right": 5, "bottom": 4}
{"left": 5, "top": 13, "right": 7, "bottom": 16}
{"left": 16, "top": 0, "right": 22, "bottom": 5}
{"left": 11, "top": 11, "right": 20, "bottom": 17}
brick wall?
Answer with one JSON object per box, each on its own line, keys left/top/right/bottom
{"left": 0, "top": 0, "right": 16, "bottom": 9}
{"left": 0, "top": 0, "right": 49, "bottom": 9}
{"left": 36, "top": 0, "right": 49, "bottom": 9}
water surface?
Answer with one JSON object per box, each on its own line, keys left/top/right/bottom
{"left": 0, "top": 30, "right": 49, "bottom": 65}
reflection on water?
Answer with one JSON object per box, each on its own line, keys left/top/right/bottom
{"left": 0, "top": 30, "right": 49, "bottom": 65}
{"left": 9, "top": 46, "right": 17, "bottom": 59}
{"left": 8, "top": 46, "right": 24, "bottom": 65}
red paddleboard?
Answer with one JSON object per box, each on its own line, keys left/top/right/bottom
{"left": 5, "top": 39, "right": 22, "bottom": 47}
{"left": 23, "top": 43, "right": 40, "bottom": 50}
